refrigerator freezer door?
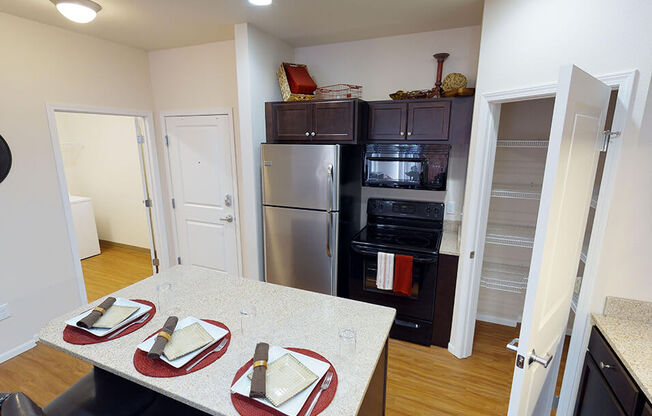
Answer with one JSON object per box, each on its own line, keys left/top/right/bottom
{"left": 261, "top": 144, "right": 340, "bottom": 211}
{"left": 264, "top": 206, "right": 339, "bottom": 295}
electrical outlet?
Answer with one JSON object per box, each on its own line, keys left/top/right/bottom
{"left": 446, "top": 201, "right": 457, "bottom": 214}
{"left": 0, "top": 303, "right": 10, "bottom": 321}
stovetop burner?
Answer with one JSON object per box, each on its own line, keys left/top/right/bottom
{"left": 353, "top": 225, "right": 440, "bottom": 254}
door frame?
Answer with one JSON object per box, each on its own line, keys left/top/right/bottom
{"left": 46, "top": 103, "right": 170, "bottom": 304}
{"left": 448, "top": 70, "right": 637, "bottom": 409}
{"left": 160, "top": 108, "right": 243, "bottom": 277}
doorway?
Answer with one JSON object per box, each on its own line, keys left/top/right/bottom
{"left": 47, "top": 105, "right": 168, "bottom": 303}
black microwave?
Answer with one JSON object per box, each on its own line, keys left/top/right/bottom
{"left": 363, "top": 144, "right": 449, "bottom": 190}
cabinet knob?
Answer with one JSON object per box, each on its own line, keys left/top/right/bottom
{"left": 407, "top": 131, "right": 412, "bottom": 136}
{"left": 311, "top": 132, "right": 316, "bottom": 136}
{"left": 400, "top": 131, "right": 405, "bottom": 136}
{"left": 599, "top": 362, "right": 613, "bottom": 370}
{"left": 305, "top": 132, "right": 310, "bottom": 136}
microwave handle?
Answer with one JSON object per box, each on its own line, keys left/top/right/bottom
{"left": 350, "top": 245, "right": 437, "bottom": 263}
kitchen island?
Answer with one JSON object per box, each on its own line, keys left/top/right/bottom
{"left": 39, "top": 266, "right": 396, "bottom": 415}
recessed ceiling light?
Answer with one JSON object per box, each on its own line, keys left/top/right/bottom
{"left": 249, "top": 0, "right": 272, "bottom": 6}
{"left": 50, "top": 0, "right": 102, "bottom": 24}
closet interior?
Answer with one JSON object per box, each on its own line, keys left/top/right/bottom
{"left": 475, "top": 90, "right": 618, "bottom": 330}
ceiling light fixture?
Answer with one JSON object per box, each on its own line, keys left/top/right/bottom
{"left": 51, "top": 0, "right": 102, "bottom": 23}
{"left": 249, "top": 0, "right": 272, "bottom": 6}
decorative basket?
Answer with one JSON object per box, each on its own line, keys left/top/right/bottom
{"left": 277, "top": 63, "right": 315, "bottom": 102}
{"left": 315, "top": 84, "right": 362, "bottom": 100}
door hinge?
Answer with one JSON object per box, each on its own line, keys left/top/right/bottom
{"left": 601, "top": 130, "right": 620, "bottom": 152}
{"left": 152, "top": 258, "right": 160, "bottom": 267}
{"left": 165, "top": 135, "right": 169, "bottom": 146}
{"left": 470, "top": 251, "right": 475, "bottom": 259}
{"left": 177, "top": 256, "right": 182, "bottom": 265}
{"left": 137, "top": 135, "right": 144, "bottom": 144}
{"left": 144, "top": 199, "right": 152, "bottom": 208}
{"left": 171, "top": 198, "right": 176, "bottom": 209}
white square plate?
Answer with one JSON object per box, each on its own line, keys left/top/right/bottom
{"left": 230, "top": 346, "right": 331, "bottom": 416}
{"left": 137, "top": 317, "right": 228, "bottom": 368}
{"left": 65, "top": 298, "right": 152, "bottom": 338}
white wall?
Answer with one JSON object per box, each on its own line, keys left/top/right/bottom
{"left": 148, "top": 41, "right": 240, "bottom": 264}
{"left": 234, "top": 23, "right": 295, "bottom": 281}
{"left": 295, "top": 26, "right": 482, "bottom": 101}
{"left": 56, "top": 112, "right": 150, "bottom": 248}
{"left": 0, "top": 12, "right": 154, "bottom": 362}
{"left": 461, "top": 0, "right": 652, "bottom": 411}
{"left": 296, "top": 26, "right": 482, "bottom": 222}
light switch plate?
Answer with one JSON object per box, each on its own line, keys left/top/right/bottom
{"left": 446, "top": 201, "right": 457, "bottom": 214}
{"left": 0, "top": 303, "right": 10, "bottom": 321}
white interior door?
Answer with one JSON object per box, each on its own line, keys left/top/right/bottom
{"left": 165, "top": 115, "right": 238, "bottom": 275}
{"left": 507, "top": 65, "right": 611, "bottom": 415}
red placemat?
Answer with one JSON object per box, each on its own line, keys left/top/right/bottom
{"left": 133, "top": 320, "right": 231, "bottom": 377}
{"left": 63, "top": 299, "right": 155, "bottom": 345}
{"left": 231, "top": 348, "right": 338, "bottom": 416}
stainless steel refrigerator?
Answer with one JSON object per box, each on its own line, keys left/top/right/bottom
{"left": 261, "top": 144, "right": 361, "bottom": 296}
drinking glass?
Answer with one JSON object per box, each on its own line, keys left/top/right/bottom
{"left": 157, "top": 282, "right": 180, "bottom": 316}
{"left": 240, "top": 305, "right": 257, "bottom": 336}
{"left": 339, "top": 328, "right": 356, "bottom": 357}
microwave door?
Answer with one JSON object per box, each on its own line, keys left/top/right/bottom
{"left": 261, "top": 144, "right": 340, "bottom": 211}
{"left": 365, "top": 156, "right": 427, "bottom": 188}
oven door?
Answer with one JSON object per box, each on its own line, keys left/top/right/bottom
{"left": 348, "top": 243, "right": 437, "bottom": 322}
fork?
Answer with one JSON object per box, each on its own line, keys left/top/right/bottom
{"left": 305, "top": 371, "right": 333, "bottom": 415}
{"left": 106, "top": 313, "right": 150, "bottom": 339}
{"left": 185, "top": 336, "right": 229, "bottom": 372}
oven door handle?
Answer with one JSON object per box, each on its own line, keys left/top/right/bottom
{"left": 350, "top": 245, "right": 437, "bottom": 263}
{"left": 366, "top": 156, "right": 428, "bottom": 162}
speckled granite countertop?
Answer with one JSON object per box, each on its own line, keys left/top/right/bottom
{"left": 440, "top": 220, "right": 460, "bottom": 256}
{"left": 592, "top": 296, "right": 652, "bottom": 402}
{"left": 39, "top": 266, "right": 396, "bottom": 415}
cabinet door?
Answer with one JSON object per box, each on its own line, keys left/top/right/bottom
{"left": 574, "top": 354, "right": 627, "bottom": 416}
{"left": 312, "top": 101, "right": 355, "bottom": 142}
{"left": 642, "top": 401, "right": 652, "bottom": 416}
{"left": 406, "top": 101, "right": 451, "bottom": 141}
{"left": 266, "top": 102, "right": 312, "bottom": 142}
{"left": 368, "top": 102, "right": 407, "bottom": 141}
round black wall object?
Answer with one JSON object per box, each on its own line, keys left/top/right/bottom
{"left": 0, "top": 134, "right": 12, "bottom": 184}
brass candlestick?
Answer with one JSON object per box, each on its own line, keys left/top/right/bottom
{"left": 433, "top": 53, "right": 449, "bottom": 98}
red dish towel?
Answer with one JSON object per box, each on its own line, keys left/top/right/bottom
{"left": 393, "top": 254, "right": 413, "bottom": 296}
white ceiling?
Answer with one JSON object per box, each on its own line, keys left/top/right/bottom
{"left": 0, "top": 0, "right": 484, "bottom": 51}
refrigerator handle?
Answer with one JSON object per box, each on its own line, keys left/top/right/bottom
{"left": 326, "top": 163, "right": 333, "bottom": 213}
{"left": 326, "top": 212, "right": 332, "bottom": 257}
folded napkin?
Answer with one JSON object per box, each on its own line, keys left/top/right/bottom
{"left": 249, "top": 342, "right": 269, "bottom": 398}
{"left": 147, "top": 316, "right": 178, "bottom": 359}
{"left": 376, "top": 252, "right": 395, "bottom": 290}
{"left": 393, "top": 254, "right": 414, "bottom": 296}
{"left": 77, "top": 297, "right": 116, "bottom": 329}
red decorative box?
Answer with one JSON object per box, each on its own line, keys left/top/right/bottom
{"left": 283, "top": 63, "right": 317, "bottom": 95}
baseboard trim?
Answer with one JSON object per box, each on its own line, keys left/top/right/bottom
{"left": 476, "top": 313, "right": 518, "bottom": 327}
{"left": 0, "top": 336, "right": 38, "bottom": 364}
{"left": 99, "top": 240, "right": 151, "bottom": 255}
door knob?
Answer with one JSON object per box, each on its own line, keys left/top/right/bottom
{"left": 528, "top": 349, "right": 553, "bottom": 368}
{"left": 220, "top": 215, "right": 234, "bottom": 223}
{"left": 506, "top": 338, "right": 519, "bottom": 352}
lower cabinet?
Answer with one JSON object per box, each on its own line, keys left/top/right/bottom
{"left": 575, "top": 352, "right": 627, "bottom": 416}
{"left": 575, "top": 327, "right": 648, "bottom": 416}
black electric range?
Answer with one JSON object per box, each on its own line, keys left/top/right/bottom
{"left": 349, "top": 199, "right": 444, "bottom": 345}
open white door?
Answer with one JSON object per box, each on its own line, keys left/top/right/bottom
{"left": 507, "top": 65, "right": 611, "bottom": 416}
{"left": 165, "top": 115, "right": 240, "bottom": 275}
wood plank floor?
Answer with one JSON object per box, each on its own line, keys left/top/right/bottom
{"left": 0, "top": 245, "right": 570, "bottom": 414}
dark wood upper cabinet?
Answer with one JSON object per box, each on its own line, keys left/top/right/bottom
{"left": 407, "top": 101, "right": 451, "bottom": 141}
{"left": 266, "top": 102, "right": 312, "bottom": 142}
{"left": 367, "top": 97, "right": 470, "bottom": 144}
{"left": 368, "top": 102, "right": 408, "bottom": 141}
{"left": 265, "top": 99, "right": 365, "bottom": 143}
{"left": 312, "top": 101, "right": 355, "bottom": 142}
